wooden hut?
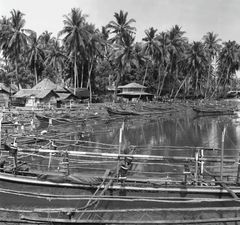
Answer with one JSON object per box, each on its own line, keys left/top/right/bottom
{"left": 0, "top": 83, "right": 17, "bottom": 107}
{"left": 12, "top": 89, "right": 59, "bottom": 107}
{"left": 32, "top": 78, "right": 77, "bottom": 106}
{"left": 117, "top": 82, "right": 153, "bottom": 101}
{"left": 67, "top": 88, "right": 90, "bottom": 101}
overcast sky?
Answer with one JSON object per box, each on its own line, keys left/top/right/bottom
{"left": 0, "top": 0, "right": 240, "bottom": 43}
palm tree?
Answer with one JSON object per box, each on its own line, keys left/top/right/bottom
{"left": 185, "top": 41, "right": 207, "bottom": 97}
{"left": 216, "top": 41, "right": 240, "bottom": 95}
{"left": 44, "top": 38, "right": 67, "bottom": 83}
{"left": 110, "top": 32, "right": 136, "bottom": 101}
{"left": 142, "top": 27, "right": 158, "bottom": 87}
{"left": 0, "top": 16, "right": 11, "bottom": 59}
{"left": 58, "top": 8, "right": 89, "bottom": 94}
{"left": 107, "top": 10, "right": 136, "bottom": 44}
{"left": 156, "top": 31, "right": 170, "bottom": 96}
{"left": 2, "top": 10, "right": 28, "bottom": 89}
{"left": 25, "top": 30, "right": 45, "bottom": 84}
{"left": 107, "top": 10, "right": 136, "bottom": 101}
{"left": 202, "top": 32, "right": 221, "bottom": 97}
{"left": 85, "top": 24, "right": 103, "bottom": 102}
{"left": 39, "top": 31, "right": 53, "bottom": 49}
{"left": 168, "top": 25, "right": 187, "bottom": 97}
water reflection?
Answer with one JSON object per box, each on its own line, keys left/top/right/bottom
{"left": 92, "top": 113, "right": 240, "bottom": 152}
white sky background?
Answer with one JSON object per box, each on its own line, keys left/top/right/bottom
{"left": 0, "top": 0, "right": 240, "bottom": 43}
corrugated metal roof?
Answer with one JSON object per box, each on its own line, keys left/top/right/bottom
{"left": 118, "top": 82, "right": 146, "bottom": 89}
{"left": 13, "top": 89, "right": 58, "bottom": 99}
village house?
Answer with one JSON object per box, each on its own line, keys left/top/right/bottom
{"left": 0, "top": 83, "right": 17, "bottom": 107}
{"left": 32, "top": 78, "right": 77, "bottom": 103}
{"left": 67, "top": 87, "right": 90, "bottom": 102}
{"left": 12, "top": 89, "right": 59, "bottom": 107}
{"left": 13, "top": 78, "right": 77, "bottom": 107}
{"left": 117, "top": 82, "right": 153, "bottom": 101}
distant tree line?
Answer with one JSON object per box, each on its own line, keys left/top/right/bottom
{"left": 0, "top": 8, "right": 240, "bottom": 101}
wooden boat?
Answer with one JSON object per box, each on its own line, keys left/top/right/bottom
{"left": 35, "top": 114, "right": 73, "bottom": 125}
{"left": 1, "top": 143, "right": 240, "bottom": 223}
{"left": 105, "top": 106, "right": 141, "bottom": 116}
{"left": 192, "top": 106, "right": 235, "bottom": 116}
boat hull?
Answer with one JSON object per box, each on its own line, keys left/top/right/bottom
{"left": 1, "top": 172, "right": 240, "bottom": 223}
{"left": 192, "top": 107, "right": 235, "bottom": 116}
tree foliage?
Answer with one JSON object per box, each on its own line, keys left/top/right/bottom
{"left": 0, "top": 8, "right": 240, "bottom": 100}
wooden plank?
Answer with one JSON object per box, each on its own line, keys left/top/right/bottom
{"left": 19, "top": 216, "right": 240, "bottom": 224}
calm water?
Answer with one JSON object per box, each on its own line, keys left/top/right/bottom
{"left": 88, "top": 101, "right": 240, "bottom": 152}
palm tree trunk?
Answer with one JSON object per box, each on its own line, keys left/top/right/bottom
{"left": 212, "top": 66, "right": 230, "bottom": 98}
{"left": 34, "top": 65, "right": 38, "bottom": 85}
{"left": 157, "top": 65, "right": 162, "bottom": 96}
{"left": 87, "top": 59, "right": 93, "bottom": 103}
{"left": 195, "top": 71, "right": 199, "bottom": 98}
{"left": 114, "top": 72, "right": 121, "bottom": 103}
{"left": 174, "top": 75, "right": 189, "bottom": 99}
{"left": 205, "top": 64, "right": 211, "bottom": 98}
{"left": 15, "top": 60, "right": 20, "bottom": 90}
{"left": 142, "top": 61, "right": 149, "bottom": 86}
{"left": 81, "top": 63, "right": 84, "bottom": 88}
{"left": 74, "top": 53, "right": 78, "bottom": 95}
{"left": 158, "top": 65, "right": 168, "bottom": 96}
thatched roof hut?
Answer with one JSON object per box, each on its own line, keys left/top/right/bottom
{"left": 13, "top": 89, "right": 59, "bottom": 107}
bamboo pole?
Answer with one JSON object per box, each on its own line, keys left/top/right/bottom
{"left": 220, "top": 126, "right": 226, "bottom": 181}
{"left": 194, "top": 149, "right": 199, "bottom": 184}
{"left": 16, "top": 148, "right": 237, "bottom": 163}
{"left": 117, "top": 122, "right": 124, "bottom": 177}
{"left": 237, "top": 158, "right": 240, "bottom": 184}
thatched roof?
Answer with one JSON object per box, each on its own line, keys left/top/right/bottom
{"left": 0, "top": 83, "right": 18, "bottom": 94}
{"left": 118, "top": 82, "right": 146, "bottom": 89}
{"left": 67, "top": 88, "right": 90, "bottom": 99}
{"left": 13, "top": 89, "right": 58, "bottom": 99}
{"left": 57, "top": 93, "right": 77, "bottom": 101}
{"left": 32, "top": 78, "right": 66, "bottom": 92}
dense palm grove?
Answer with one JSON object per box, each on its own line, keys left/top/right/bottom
{"left": 0, "top": 8, "right": 240, "bottom": 102}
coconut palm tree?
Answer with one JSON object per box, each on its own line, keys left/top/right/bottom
{"left": 156, "top": 31, "right": 170, "bottom": 96}
{"left": 84, "top": 24, "right": 104, "bottom": 102}
{"left": 216, "top": 41, "right": 240, "bottom": 95}
{"left": 58, "top": 8, "right": 89, "bottom": 94}
{"left": 25, "top": 30, "right": 45, "bottom": 84}
{"left": 2, "top": 10, "right": 28, "bottom": 89}
{"left": 202, "top": 32, "right": 221, "bottom": 97}
{"left": 185, "top": 41, "right": 208, "bottom": 97}
{"left": 142, "top": 27, "right": 159, "bottom": 87}
{"left": 107, "top": 10, "right": 136, "bottom": 45}
{"left": 110, "top": 32, "right": 136, "bottom": 101}
{"left": 0, "top": 16, "right": 11, "bottom": 59}
{"left": 39, "top": 31, "right": 53, "bottom": 49}
{"left": 167, "top": 25, "right": 187, "bottom": 97}
{"left": 44, "top": 38, "right": 67, "bottom": 83}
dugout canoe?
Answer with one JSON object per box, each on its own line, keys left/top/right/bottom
{"left": 105, "top": 107, "right": 141, "bottom": 116}
{"left": 192, "top": 106, "right": 235, "bottom": 116}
